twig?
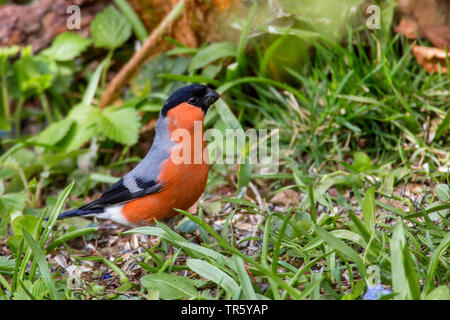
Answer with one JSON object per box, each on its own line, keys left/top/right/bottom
{"left": 99, "top": 0, "right": 187, "bottom": 109}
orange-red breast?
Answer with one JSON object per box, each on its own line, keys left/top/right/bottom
{"left": 57, "top": 84, "right": 220, "bottom": 225}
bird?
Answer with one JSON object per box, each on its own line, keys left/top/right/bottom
{"left": 56, "top": 84, "right": 220, "bottom": 226}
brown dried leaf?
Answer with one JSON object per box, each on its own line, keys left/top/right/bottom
{"left": 412, "top": 45, "right": 449, "bottom": 73}
{"left": 396, "top": 0, "right": 450, "bottom": 49}
{"left": 270, "top": 189, "right": 300, "bottom": 208}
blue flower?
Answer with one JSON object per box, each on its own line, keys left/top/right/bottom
{"left": 101, "top": 272, "right": 112, "bottom": 280}
{"left": 363, "top": 284, "right": 392, "bottom": 300}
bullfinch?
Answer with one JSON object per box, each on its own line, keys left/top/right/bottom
{"left": 56, "top": 84, "right": 220, "bottom": 226}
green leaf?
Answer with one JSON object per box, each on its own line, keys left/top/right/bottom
{"left": 314, "top": 225, "right": 366, "bottom": 278}
{"left": 434, "top": 184, "right": 449, "bottom": 202}
{"left": 14, "top": 51, "right": 56, "bottom": 95}
{"left": 11, "top": 215, "right": 39, "bottom": 236}
{"left": 43, "top": 33, "right": 92, "bottom": 61}
{"left": 126, "top": 225, "right": 226, "bottom": 264}
{"left": 425, "top": 286, "right": 450, "bottom": 300}
{"left": 390, "top": 222, "right": 410, "bottom": 300}
{"left": 57, "top": 104, "right": 101, "bottom": 151}
{"left": 22, "top": 229, "right": 59, "bottom": 300}
{"left": 189, "top": 42, "right": 236, "bottom": 71}
{"left": 362, "top": 187, "right": 375, "bottom": 233}
{"left": 0, "top": 46, "right": 20, "bottom": 59}
{"left": 82, "top": 59, "right": 106, "bottom": 106}
{"left": 91, "top": 6, "right": 132, "bottom": 49}
{"left": 434, "top": 108, "right": 450, "bottom": 140}
{"left": 46, "top": 227, "right": 98, "bottom": 252}
{"left": 0, "top": 255, "right": 15, "bottom": 273}
{"left": 89, "top": 173, "right": 120, "bottom": 184}
{"left": 31, "top": 279, "right": 48, "bottom": 300}
{"left": 98, "top": 107, "right": 140, "bottom": 145}
{"left": 174, "top": 216, "right": 198, "bottom": 234}
{"left": 36, "top": 119, "right": 74, "bottom": 146}
{"left": 113, "top": 0, "right": 148, "bottom": 42}
{"left": 402, "top": 243, "right": 420, "bottom": 300}
{"left": 41, "top": 182, "right": 74, "bottom": 247}
{"left": 423, "top": 233, "right": 450, "bottom": 295}
{"left": 186, "top": 259, "right": 239, "bottom": 296}
{"left": 237, "top": 162, "right": 252, "bottom": 198}
{"left": 230, "top": 255, "right": 257, "bottom": 300}
{"left": 353, "top": 151, "right": 372, "bottom": 172}
{"left": 0, "top": 193, "right": 26, "bottom": 212}
{"left": 141, "top": 273, "right": 199, "bottom": 300}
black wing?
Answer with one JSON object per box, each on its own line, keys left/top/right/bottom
{"left": 79, "top": 178, "right": 163, "bottom": 210}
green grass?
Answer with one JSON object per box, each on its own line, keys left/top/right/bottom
{"left": 0, "top": 1, "right": 449, "bottom": 300}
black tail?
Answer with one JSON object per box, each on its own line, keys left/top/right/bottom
{"left": 46, "top": 208, "right": 104, "bottom": 221}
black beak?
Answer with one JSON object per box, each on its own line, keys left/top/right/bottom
{"left": 204, "top": 88, "right": 220, "bottom": 110}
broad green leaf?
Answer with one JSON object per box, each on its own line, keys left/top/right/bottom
{"left": 12, "top": 279, "right": 48, "bottom": 300}
{"left": 434, "top": 184, "right": 449, "bottom": 202}
{"left": 91, "top": 6, "right": 132, "bottom": 49}
{"left": 425, "top": 286, "right": 450, "bottom": 300}
{"left": 174, "top": 216, "right": 198, "bottom": 234}
{"left": 362, "top": 187, "right": 375, "bottom": 233}
{"left": 13, "top": 281, "right": 35, "bottom": 300}
{"left": 89, "top": 173, "right": 120, "bottom": 184}
{"left": 31, "top": 279, "right": 48, "bottom": 300}
{"left": 98, "top": 107, "right": 140, "bottom": 145}
{"left": 0, "top": 255, "right": 15, "bottom": 273}
{"left": 0, "top": 193, "right": 26, "bottom": 212}
{"left": 11, "top": 215, "right": 39, "bottom": 236}
{"left": 43, "top": 32, "right": 92, "bottom": 61}
{"left": 14, "top": 51, "right": 56, "bottom": 95}
{"left": 57, "top": 104, "right": 101, "bottom": 151}
{"left": 189, "top": 42, "right": 236, "bottom": 71}
{"left": 187, "top": 259, "right": 239, "bottom": 296}
{"left": 0, "top": 46, "right": 20, "bottom": 59}
{"left": 113, "top": 0, "right": 148, "bottom": 42}
{"left": 36, "top": 119, "right": 74, "bottom": 146}
{"left": 353, "top": 151, "right": 372, "bottom": 172}
{"left": 6, "top": 235, "right": 23, "bottom": 258}
{"left": 141, "top": 273, "right": 199, "bottom": 300}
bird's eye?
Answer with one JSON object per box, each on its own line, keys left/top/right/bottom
{"left": 188, "top": 97, "right": 197, "bottom": 104}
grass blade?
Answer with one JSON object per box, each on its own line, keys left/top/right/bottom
{"left": 22, "top": 229, "right": 59, "bottom": 300}
{"left": 315, "top": 225, "right": 367, "bottom": 279}
{"left": 187, "top": 259, "right": 239, "bottom": 297}
{"left": 390, "top": 222, "right": 410, "bottom": 299}
{"left": 362, "top": 187, "right": 375, "bottom": 233}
